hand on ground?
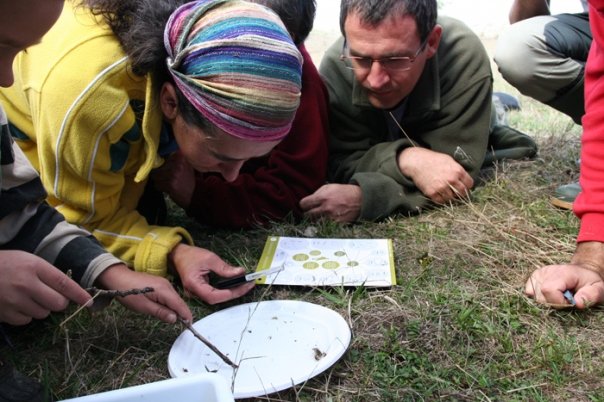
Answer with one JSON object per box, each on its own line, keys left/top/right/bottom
{"left": 300, "top": 183, "right": 362, "bottom": 223}
{"left": 525, "top": 264, "right": 604, "bottom": 308}
{"left": 398, "top": 147, "right": 473, "bottom": 204}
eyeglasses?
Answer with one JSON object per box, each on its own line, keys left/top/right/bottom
{"left": 340, "top": 37, "right": 428, "bottom": 72}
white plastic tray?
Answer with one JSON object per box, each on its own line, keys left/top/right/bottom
{"left": 59, "top": 373, "right": 233, "bottom": 402}
{"left": 168, "top": 300, "right": 351, "bottom": 398}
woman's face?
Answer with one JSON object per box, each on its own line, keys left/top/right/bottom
{"left": 171, "top": 114, "right": 280, "bottom": 182}
{"left": 160, "top": 82, "right": 281, "bottom": 182}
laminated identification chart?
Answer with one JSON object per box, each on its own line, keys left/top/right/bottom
{"left": 255, "top": 236, "right": 397, "bottom": 287}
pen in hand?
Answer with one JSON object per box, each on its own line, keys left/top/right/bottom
{"left": 563, "top": 290, "right": 576, "bottom": 306}
{"left": 213, "top": 265, "right": 285, "bottom": 289}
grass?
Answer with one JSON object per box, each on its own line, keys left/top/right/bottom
{"left": 3, "top": 54, "right": 604, "bottom": 402}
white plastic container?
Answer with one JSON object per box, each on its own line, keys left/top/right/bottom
{"left": 59, "top": 373, "right": 234, "bottom": 402}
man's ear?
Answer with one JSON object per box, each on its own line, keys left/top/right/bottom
{"left": 160, "top": 82, "right": 179, "bottom": 120}
{"left": 424, "top": 24, "right": 442, "bottom": 59}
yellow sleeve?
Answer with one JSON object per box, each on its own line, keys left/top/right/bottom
{"left": 6, "top": 29, "right": 193, "bottom": 277}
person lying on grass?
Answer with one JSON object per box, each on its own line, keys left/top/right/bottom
{"left": 0, "top": 0, "right": 191, "bottom": 332}
{"left": 0, "top": 1, "right": 189, "bottom": 400}
{"left": 300, "top": 0, "right": 537, "bottom": 223}
{"left": 0, "top": 0, "right": 303, "bottom": 304}
{"left": 153, "top": 0, "right": 330, "bottom": 230}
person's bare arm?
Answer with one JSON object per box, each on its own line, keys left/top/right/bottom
{"left": 509, "top": 0, "right": 551, "bottom": 23}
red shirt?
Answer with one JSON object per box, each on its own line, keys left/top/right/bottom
{"left": 185, "top": 45, "right": 329, "bottom": 229}
{"left": 576, "top": 0, "right": 604, "bottom": 241}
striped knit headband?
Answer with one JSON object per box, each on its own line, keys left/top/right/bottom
{"left": 164, "top": 0, "right": 303, "bottom": 141}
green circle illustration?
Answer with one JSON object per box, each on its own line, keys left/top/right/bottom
{"left": 303, "top": 262, "right": 320, "bottom": 270}
{"left": 322, "top": 261, "right": 340, "bottom": 269}
{"left": 292, "top": 253, "right": 309, "bottom": 261}
{"left": 334, "top": 251, "right": 346, "bottom": 257}
{"left": 347, "top": 261, "right": 359, "bottom": 267}
{"left": 309, "top": 250, "right": 321, "bottom": 256}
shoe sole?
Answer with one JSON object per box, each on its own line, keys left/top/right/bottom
{"left": 550, "top": 197, "right": 573, "bottom": 210}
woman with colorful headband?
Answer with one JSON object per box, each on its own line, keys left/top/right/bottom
{"left": 153, "top": 0, "right": 330, "bottom": 229}
{"left": 0, "top": 0, "right": 303, "bottom": 304}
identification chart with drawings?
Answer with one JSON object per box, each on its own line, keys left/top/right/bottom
{"left": 255, "top": 236, "right": 397, "bottom": 287}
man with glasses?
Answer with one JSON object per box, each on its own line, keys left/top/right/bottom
{"left": 300, "top": 0, "right": 536, "bottom": 222}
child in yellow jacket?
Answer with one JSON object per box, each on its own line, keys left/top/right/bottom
{"left": 0, "top": 0, "right": 303, "bottom": 304}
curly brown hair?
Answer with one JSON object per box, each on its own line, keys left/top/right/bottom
{"left": 79, "top": 0, "right": 207, "bottom": 128}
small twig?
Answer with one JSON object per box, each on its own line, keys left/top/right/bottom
{"left": 85, "top": 286, "right": 155, "bottom": 298}
{"left": 178, "top": 317, "right": 238, "bottom": 369}
{"left": 60, "top": 292, "right": 102, "bottom": 327}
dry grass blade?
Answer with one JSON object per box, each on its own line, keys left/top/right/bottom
{"left": 60, "top": 287, "right": 156, "bottom": 327}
